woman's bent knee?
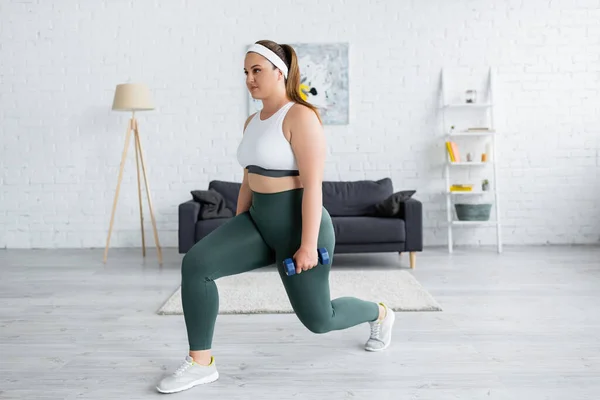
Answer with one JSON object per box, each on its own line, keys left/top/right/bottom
{"left": 301, "top": 315, "right": 332, "bottom": 334}
{"left": 181, "top": 244, "right": 212, "bottom": 282}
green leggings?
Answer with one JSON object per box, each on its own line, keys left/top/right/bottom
{"left": 181, "top": 188, "right": 380, "bottom": 350}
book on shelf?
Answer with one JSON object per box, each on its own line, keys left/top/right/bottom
{"left": 445, "top": 141, "right": 461, "bottom": 162}
{"left": 450, "top": 184, "right": 473, "bottom": 192}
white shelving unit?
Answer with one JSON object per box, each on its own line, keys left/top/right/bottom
{"left": 441, "top": 67, "right": 502, "bottom": 253}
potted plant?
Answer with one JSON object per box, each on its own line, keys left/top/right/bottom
{"left": 482, "top": 179, "right": 490, "bottom": 191}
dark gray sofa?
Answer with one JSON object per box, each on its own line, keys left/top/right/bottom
{"left": 178, "top": 177, "right": 422, "bottom": 268}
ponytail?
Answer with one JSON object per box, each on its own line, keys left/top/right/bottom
{"left": 279, "top": 44, "right": 322, "bottom": 125}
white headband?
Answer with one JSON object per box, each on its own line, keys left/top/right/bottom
{"left": 247, "top": 43, "right": 289, "bottom": 79}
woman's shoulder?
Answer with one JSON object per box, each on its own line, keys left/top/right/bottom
{"left": 287, "top": 102, "right": 319, "bottom": 123}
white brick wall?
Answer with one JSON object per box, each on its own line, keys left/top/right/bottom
{"left": 1, "top": 0, "right": 599, "bottom": 249}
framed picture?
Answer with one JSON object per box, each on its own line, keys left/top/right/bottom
{"left": 247, "top": 42, "right": 349, "bottom": 125}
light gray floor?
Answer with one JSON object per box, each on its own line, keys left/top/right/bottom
{"left": 1, "top": 245, "right": 599, "bottom": 399}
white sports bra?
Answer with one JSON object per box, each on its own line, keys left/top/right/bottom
{"left": 236, "top": 101, "right": 299, "bottom": 177}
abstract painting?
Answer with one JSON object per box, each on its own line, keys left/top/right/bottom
{"left": 247, "top": 42, "right": 349, "bottom": 125}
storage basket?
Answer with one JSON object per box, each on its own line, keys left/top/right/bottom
{"left": 454, "top": 203, "right": 492, "bottom": 221}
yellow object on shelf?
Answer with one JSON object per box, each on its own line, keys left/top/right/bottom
{"left": 445, "top": 141, "right": 461, "bottom": 162}
{"left": 445, "top": 141, "right": 455, "bottom": 162}
{"left": 450, "top": 184, "right": 473, "bottom": 192}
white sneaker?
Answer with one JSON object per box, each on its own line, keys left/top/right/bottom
{"left": 365, "top": 302, "right": 395, "bottom": 352}
{"left": 156, "top": 355, "right": 219, "bottom": 394}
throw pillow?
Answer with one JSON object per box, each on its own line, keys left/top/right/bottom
{"left": 372, "top": 190, "right": 416, "bottom": 217}
{"left": 190, "top": 189, "right": 234, "bottom": 219}
{"left": 208, "top": 180, "right": 242, "bottom": 214}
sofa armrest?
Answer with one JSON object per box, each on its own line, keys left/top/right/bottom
{"left": 398, "top": 198, "right": 423, "bottom": 251}
{"left": 178, "top": 199, "right": 201, "bottom": 253}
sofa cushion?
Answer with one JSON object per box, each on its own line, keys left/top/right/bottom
{"left": 207, "top": 178, "right": 395, "bottom": 217}
{"left": 323, "top": 178, "right": 393, "bottom": 216}
{"left": 332, "top": 216, "right": 405, "bottom": 244}
{"left": 208, "top": 180, "right": 241, "bottom": 214}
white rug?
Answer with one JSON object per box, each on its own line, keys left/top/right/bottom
{"left": 157, "top": 268, "right": 442, "bottom": 315}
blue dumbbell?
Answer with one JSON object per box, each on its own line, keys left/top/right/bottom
{"left": 283, "top": 247, "right": 330, "bottom": 276}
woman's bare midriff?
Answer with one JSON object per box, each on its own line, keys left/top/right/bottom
{"left": 247, "top": 174, "right": 303, "bottom": 194}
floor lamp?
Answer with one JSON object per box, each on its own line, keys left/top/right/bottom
{"left": 103, "top": 83, "right": 163, "bottom": 264}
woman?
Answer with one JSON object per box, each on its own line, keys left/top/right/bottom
{"left": 156, "top": 40, "right": 395, "bottom": 394}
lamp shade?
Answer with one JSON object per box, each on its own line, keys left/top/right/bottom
{"left": 112, "top": 83, "right": 154, "bottom": 111}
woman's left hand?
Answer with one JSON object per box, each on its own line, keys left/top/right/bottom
{"left": 293, "top": 246, "right": 318, "bottom": 274}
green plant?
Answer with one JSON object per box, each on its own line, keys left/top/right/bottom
{"left": 482, "top": 179, "right": 490, "bottom": 191}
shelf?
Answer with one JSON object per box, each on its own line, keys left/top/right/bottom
{"left": 443, "top": 103, "right": 493, "bottom": 109}
{"left": 442, "top": 67, "right": 502, "bottom": 254}
{"left": 446, "top": 131, "right": 495, "bottom": 137}
{"left": 448, "top": 161, "right": 493, "bottom": 166}
{"left": 451, "top": 220, "right": 497, "bottom": 226}
{"left": 446, "top": 190, "right": 495, "bottom": 195}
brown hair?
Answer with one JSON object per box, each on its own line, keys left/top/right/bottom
{"left": 255, "top": 40, "right": 322, "bottom": 125}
